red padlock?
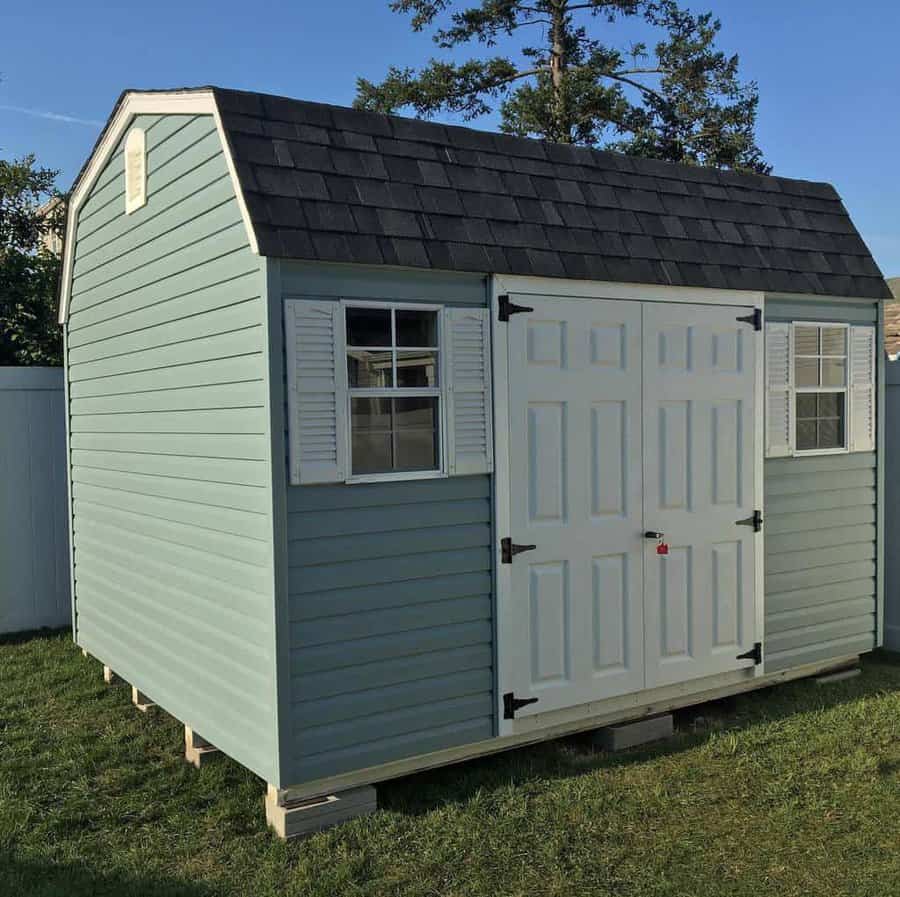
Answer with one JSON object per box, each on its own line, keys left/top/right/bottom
{"left": 656, "top": 541, "right": 670, "bottom": 556}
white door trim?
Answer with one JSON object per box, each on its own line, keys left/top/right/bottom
{"left": 494, "top": 273, "right": 764, "bottom": 309}
{"left": 491, "top": 277, "right": 515, "bottom": 734}
{"left": 491, "top": 275, "right": 766, "bottom": 735}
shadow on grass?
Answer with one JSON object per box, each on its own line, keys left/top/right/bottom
{"left": 0, "top": 627, "right": 70, "bottom": 647}
{"left": 380, "top": 652, "right": 900, "bottom": 818}
{"left": 0, "top": 853, "right": 215, "bottom": 897}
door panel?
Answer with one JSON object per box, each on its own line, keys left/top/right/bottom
{"left": 507, "top": 296, "right": 645, "bottom": 716}
{"left": 642, "top": 303, "right": 757, "bottom": 688}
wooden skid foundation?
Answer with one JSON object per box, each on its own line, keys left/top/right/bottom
{"left": 265, "top": 785, "right": 377, "bottom": 840}
{"left": 184, "top": 725, "right": 220, "bottom": 768}
{"left": 815, "top": 667, "right": 862, "bottom": 685}
{"left": 103, "top": 665, "right": 119, "bottom": 685}
{"left": 131, "top": 686, "right": 156, "bottom": 712}
{"left": 593, "top": 713, "right": 674, "bottom": 752}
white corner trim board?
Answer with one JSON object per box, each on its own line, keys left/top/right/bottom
{"left": 58, "top": 89, "right": 259, "bottom": 324}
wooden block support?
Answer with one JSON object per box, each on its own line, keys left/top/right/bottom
{"left": 815, "top": 667, "right": 861, "bottom": 686}
{"left": 131, "top": 686, "right": 156, "bottom": 713}
{"left": 593, "top": 713, "right": 674, "bottom": 752}
{"left": 185, "top": 725, "right": 220, "bottom": 768}
{"left": 103, "top": 666, "right": 119, "bottom": 685}
{"left": 265, "top": 784, "right": 377, "bottom": 839}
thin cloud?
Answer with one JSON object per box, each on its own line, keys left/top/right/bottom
{"left": 0, "top": 104, "right": 103, "bottom": 127}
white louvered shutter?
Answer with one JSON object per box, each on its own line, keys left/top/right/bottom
{"left": 850, "top": 325, "right": 876, "bottom": 453}
{"left": 765, "top": 321, "right": 793, "bottom": 457}
{"left": 284, "top": 300, "right": 348, "bottom": 484}
{"left": 445, "top": 307, "right": 494, "bottom": 475}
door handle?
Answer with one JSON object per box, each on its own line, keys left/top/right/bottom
{"left": 644, "top": 531, "right": 664, "bottom": 540}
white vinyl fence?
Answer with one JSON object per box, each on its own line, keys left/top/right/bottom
{"left": 0, "top": 367, "right": 70, "bottom": 634}
{"left": 886, "top": 359, "right": 900, "bottom": 651}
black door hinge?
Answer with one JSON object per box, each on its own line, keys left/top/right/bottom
{"left": 503, "top": 691, "right": 539, "bottom": 719}
{"left": 498, "top": 294, "right": 534, "bottom": 322}
{"left": 736, "top": 308, "right": 762, "bottom": 331}
{"left": 737, "top": 641, "right": 763, "bottom": 665}
{"left": 501, "top": 537, "right": 537, "bottom": 564}
{"left": 736, "top": 509, "right": 763, "bottom": 532}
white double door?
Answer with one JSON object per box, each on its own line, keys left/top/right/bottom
{"left": 503, "top": 295, "right": 760, "bottom": 720}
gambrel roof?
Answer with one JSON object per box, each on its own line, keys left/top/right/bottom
{"left": 212, "top": 87, "right": 889, "bottom": 300}
{"left": 61, "top": 86, "right": 891, "bottom": 317}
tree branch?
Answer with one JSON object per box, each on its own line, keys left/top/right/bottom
{"left": 603, "top": 72, "right": 668, "bottom": 105}
{"left": 614, "top": 67, "right": 665, "bottom": 76}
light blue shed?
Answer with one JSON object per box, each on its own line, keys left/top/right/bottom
{"left": 58, "top": 87, "right": 890, "bottom": 837}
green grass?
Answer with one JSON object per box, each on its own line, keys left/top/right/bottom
{"left": 2, "top": 634, "right": 900, "bottom": 897}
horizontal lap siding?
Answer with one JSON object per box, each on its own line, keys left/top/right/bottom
{"left": 66, "top": 115, "right": 278, "bottom": 781}
{"left": 279, "top": 262, "right": 492, "bottom": 786}
{"left": 763, "top": 298, "right": 879, "bottom": 672}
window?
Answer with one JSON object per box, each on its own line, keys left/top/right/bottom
{"left": 345, "top": 304, "right": 442, "bottom": 478}
{"left": 284, "top": 298, "right": 492, "bottom": 486}
{"left": 765, "top": 320, "right": 876, "bottom": 458}
{"left": 793, "top": 324, "right": 847, "bottom": 452}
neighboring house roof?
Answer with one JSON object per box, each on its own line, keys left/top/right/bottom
{"left": 885, "top": 278, "right": 900, "bottom": 358}
{"left": 65, "top": 86, "right": 891, "bottom": 302}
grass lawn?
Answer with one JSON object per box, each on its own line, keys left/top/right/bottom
{"left": 1, "top": 633, "right": 900, "bottom": 897}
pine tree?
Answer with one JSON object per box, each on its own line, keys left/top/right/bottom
{"left": 356, "top": 0, "right": 769, "bottom": 173}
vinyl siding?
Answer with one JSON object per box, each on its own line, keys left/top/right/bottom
{"left": 763, "top": 298, "right": 879, "bottom": 672}
{"left": 65, "top": 114, "right": 279, "bottom": 782}
{"left": 278, "top": 261, "right": 494, "bottom": 786}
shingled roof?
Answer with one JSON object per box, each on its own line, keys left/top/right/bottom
{"left": 212, "top": 87, "right": 889, "bottom": 300}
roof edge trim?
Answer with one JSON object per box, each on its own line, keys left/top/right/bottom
{"left": 58, "top": 89, "right": 259, "bottom": 324}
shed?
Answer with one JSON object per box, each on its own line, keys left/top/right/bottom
{"left": 58, "top": 87, "right": 890, "bottom": 837}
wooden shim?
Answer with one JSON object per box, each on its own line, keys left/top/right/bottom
{"left": 185, "top": 725, "right": 220, "bottom": 768}
{"left": 131, "top": 686, "right": 156, "bottom": 712}
{"left": 265, "top": 784, "right": 377, "bottom": 840}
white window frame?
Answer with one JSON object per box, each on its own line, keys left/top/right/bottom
{"left": 792, "top": 320, "right": 850, "bottom": 457}
{"left": 342, "top": 299, "right": 449, "bottom": 484}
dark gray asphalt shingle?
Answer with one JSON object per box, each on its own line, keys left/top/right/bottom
{"left": 211, "top": 87, "right": 890, "bottom": 300}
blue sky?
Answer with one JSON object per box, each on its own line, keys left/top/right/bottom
{"left": 3, "top": 0, "right": 900, "bottom": 275}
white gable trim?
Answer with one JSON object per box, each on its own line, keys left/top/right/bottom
{"left": 58, "top": 89, "right": 259, "bottom": 323}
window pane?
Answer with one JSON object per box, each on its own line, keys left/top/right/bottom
{"left": 817, "top": 392, "right": 842, "bottom": 417}
{"left": 351, "top": 398, "right": 393, "bottom": 474}
{"left": 395, "top": 397, "right": 438, "bottom": 470}
{"left": 794, "top": 392, "right": 845, "bottom": 451}
{"left": 794, "top": 326, "right": 819, "bottom": 356}
{"left": 347, "top": 307, "right": 391, "bottom": 347}
{"left": 396, "top": 310, "right": 437, "bottom": 347}
{"left": 796, "top": 394, "right": 817, "bottom": 419}
{"left": 396, "top": 350, "right": 438, "bottom": 387}
{"left": 794, "top": 356, "right": 819, "bottom": 387}
{"left": 821, "top": 328, "right": 846, "bottom": 356}
{"left": 821, "top": 358, "right": 846, "bottom": 387}
{"left": 818, "top": 419, "right": 842, "bottom": 449}
{"left": 350, "top": 397, "right": 439, "bottom": 475}
{"left": 348, "top": 350, "right": 394, "bottom": 388}
{"left": 796, "top": 420, "right": 817, "bottom": 450}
